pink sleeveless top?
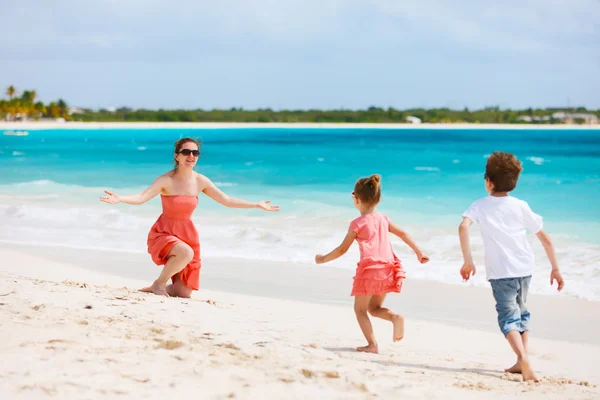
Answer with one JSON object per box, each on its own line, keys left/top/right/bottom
{"left": 349, "top": 212, "right": 405, "bottom": 296}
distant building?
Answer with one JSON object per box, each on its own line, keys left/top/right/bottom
{"left": 517, "top": 112, "right": 598, "bottom": 124}
{"left": 517, "top": 115, "right": 550, "bottom": 122}
{"left": 552, "top": 112, "right": 598, "bottom": 124}
{"left": 406, "top": 116, "right": 422, "bottom": 124}
{"left": 69, "top": 107, "right": 85, "bottom": 115}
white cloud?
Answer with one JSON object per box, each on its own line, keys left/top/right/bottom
{"left": 1, "top": 0, "right": 597, "bottom": 59}
{"left": 0, "top": 0, "right": 597, "bottom": 109}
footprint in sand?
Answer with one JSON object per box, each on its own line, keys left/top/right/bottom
{"left": 405, "top": 370, "right": 425, "bottom": 375}
{"left": 453, "top": 382, "right": 492, "bottom": 391}
{"left": 300, "top": 369, "right": 314, "bottom": 378}
{"left": 216, "top": 343, "right": 240, "bottom": 351}
{"left": 155, "top": 340, "right": 184, "bottom": 350}
{"left": 502, "top": 373, "right": 523, "bottom": 382}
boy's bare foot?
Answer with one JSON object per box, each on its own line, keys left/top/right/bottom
{"left": 505, "top": 361, "right": 522, "bottom": 374}
{"left": 392, "top": 314, "right": 404, "bottom": 342}
{"left": 357, "top": 344, "right": 379, "bottom": 354}
{"left": 520, "top": 359, "right": 539, "bottom": 382}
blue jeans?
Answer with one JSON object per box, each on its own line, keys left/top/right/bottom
{"left": 490, "top": 276, "right": 531, "bottom": 337}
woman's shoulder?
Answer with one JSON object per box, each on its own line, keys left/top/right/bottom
{"left": 194, "top": 171, "right": 208, "bottom": 180}
{"left": 151, "top": 172, "right": 174, "bottom": 185}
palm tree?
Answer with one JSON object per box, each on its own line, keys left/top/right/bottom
{"left": 0, "top": 100, "right": 7, "bottom": 120}
{"left": 34, "top": 101, "right": 46, "bottom": 119}
{"left": 6, "top": 99, "right": 22, "bottom": 121}
{"left": 47, "top": 101, "right": 61, "bottom": 118}
{"left": 57, "top": 98, "right": 70, "bottom": 120}
{"left": 21, "top": 90, "right": 36, "bottom": 103}
{"left": 6, "top": 85, "right": 16, "bottom": 99}
{"left": 20, "top": 90, "right": 37, "bottom": 120}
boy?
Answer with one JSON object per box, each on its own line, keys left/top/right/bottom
{"left": 458, "top": 151, "right": 564, "bottom": 381}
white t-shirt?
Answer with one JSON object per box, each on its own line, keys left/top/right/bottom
{"left": 462, "top": 196, "right": 543, "bottom": 280}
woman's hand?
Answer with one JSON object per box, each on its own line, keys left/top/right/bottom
{"left": 100, "top": 190, "right": 121, "bottom": 204}
{"left": 256, "top": 200, "right": 280, "bottom": 212}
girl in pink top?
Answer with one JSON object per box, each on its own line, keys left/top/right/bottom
{"left": 315, "top": 174, "right": 429, "bottom": 354}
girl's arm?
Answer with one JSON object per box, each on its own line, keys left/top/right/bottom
{"left": 315, "top": 230, "right": 356, "bottom": 264}
{"left": 100, "top": 176, "right": 166, "bottom": 205}
{"left": 201, "top": 175, "right": 279, "bottom": 211}
{"left": 458, "top": 217, "right": 476, "bottom": 280}
{"left": 389, "top": 221, "right": 429, "bottom": 263}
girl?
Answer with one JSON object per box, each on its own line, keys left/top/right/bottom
{"left": 315, "top": 174, "right": 429, "bottom": 353}
{"left": 100, "top": 137, "right": 279, "bottom": 297}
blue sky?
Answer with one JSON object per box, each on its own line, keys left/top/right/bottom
{"left": 1, "top": 0, "right": 599, "bottom": 110}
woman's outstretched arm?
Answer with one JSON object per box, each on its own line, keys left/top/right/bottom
{"left": 100, "top": 176, "right": 166, "bottom": 205}
{"left": 201, "top": 175, "right": 279, "bottom": 211}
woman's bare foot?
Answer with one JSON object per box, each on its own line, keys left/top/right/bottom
{"left": 357, "top": 344, "right": 379, "bottom": 354}
{"left": 520, "top": 359, "right": 539, "bottom": 382}
{"left": 392, "top": 314, "right": 404, "bottom": 342}
{"left": 169, "top": 279, "right": 192, "bottom": 298}
{"left": 139, "top": 281, "right": 169, "bottom": 297}
{"left": 505, "top": 361, "right": 522, "bottom": 374}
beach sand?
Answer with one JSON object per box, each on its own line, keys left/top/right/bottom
{"left": 1, "top": 244, "right": 599, "bottom": 399}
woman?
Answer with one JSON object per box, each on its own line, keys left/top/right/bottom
{"left": 100, "top": 137, "right": 279, "bottom": 297}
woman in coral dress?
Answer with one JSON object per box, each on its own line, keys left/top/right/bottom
{"left": 100, "top": 137, "right": 279, "bottom": 297}
{"left": 315, "top": 174, "right": 429, "bottom": 353}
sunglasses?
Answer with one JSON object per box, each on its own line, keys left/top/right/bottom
{"left": 178, "top": 149, "right": 200, "bottom": 157}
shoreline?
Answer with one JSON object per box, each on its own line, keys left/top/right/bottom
{"left": 2, "top": 242, "right": 599, "bottom": 345}
{"left": 2, "top": 121, "right": 600, "bottom": 130}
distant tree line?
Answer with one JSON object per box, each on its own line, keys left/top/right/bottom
{"left": 2, "top": 86, "right": 598, "bottom": 124}
{"left": 73, "top": 106, "right": 600, "bottom": 124}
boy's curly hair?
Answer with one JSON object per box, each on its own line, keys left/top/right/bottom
{"left": 485, "top": 152, "right": 523, "bottom": 192}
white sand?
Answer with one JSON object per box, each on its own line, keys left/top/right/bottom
{"left": 1, "top": 121, "right": 599, "bottom": 130}
{"left": 0, "top": 246, "right": 599, "bottom": 399}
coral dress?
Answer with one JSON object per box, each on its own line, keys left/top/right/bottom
{"left": 147, "top": 195, "right": 201, "bottom": 290}
{"left": 349, "top": 212, "right": 406, "bottom": 296}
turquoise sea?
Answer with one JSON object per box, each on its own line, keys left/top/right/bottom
{"left": 1, "top": 127, "right": 599, "bottom": 300}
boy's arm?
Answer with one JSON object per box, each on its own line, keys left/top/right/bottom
{"left": 535, "top": 230, "right": 565, "bottom": 291}
{"left": 315, "top": 230, "right": 356, "bottom": 264}
{"left": 388, "top": 221, "right": 429, "bottom": 263}
{"left": 458, "top": 217, "right": 476, "bottom": 280}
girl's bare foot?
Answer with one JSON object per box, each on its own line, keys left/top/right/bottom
{"left": 357, "top": 344, "right": 379, "bottom": 354}
{"left": 392, "top": 314, "right": 404, "bottom": 342}
{"left": 505, "top": 361, "right": 522, "bottom": 374}
{"left": 520, "top": 359, "right": 539, "bottom": 382}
